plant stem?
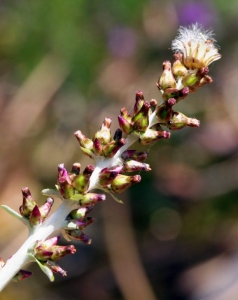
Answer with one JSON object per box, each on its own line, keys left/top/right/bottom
{"left": 0, "top": 199, "right": 76, "bottom": 291}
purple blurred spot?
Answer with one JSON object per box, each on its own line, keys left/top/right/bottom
{"left": 177, "top": 1, "right": 217, "bottom": 27}
{"left": 108, "top": 27, "right": 137, "bottom": 58}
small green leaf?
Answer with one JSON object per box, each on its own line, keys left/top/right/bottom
{"left": 1, "top": 205, "right": 29, "bottom": 226}
{"left": 41, "top": 189, "right": 60, "bottom": 198}
{"left": 35, "top": 259, "right": 54, "bottom": 282}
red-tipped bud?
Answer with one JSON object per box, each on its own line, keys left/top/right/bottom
{"left": 29, "top": 205, "right": 42, "bottom": 226}
{"left": 75, "top": 217, "right": 94, "bottom": 229}
{"left": 79, "top": 193, "right": 106, "bottom": 206}
{"left": 12, "top": 270, "right": 33, "bottom": 282}
{"left": 19, "top": 187, "right": 37, "bottom": 218}
{"left": 50, "top": 245, "right": 76, "bottom": 261}
{"left": 122, "top": 160, "right": 151, "bottom": 172}
{"left": 139, "top": 128, "right": 170, "bottom": 145}
{"left": 57, "top": 164, "right": 74, "bottom": 199}
{"left": 65, "top": 230, "right": 92, "bottom": 244}
{"left": 93, "top": 138, "right": 103, "bottom": 156}
{"left": 132, "top": 101, "right": 150, "bottom": 132}
{"left": 99, "top": 166, "right": 123, "bottom": 187}
{"left": 111, "top": 174, "right": 141, "bottom": 193}
{"left": 39, "top": 197, "right": 54, "bottom": 220}
{"left": 45, "top": 260, "right": 67, "bottom": 276}
{"left": 156, "top": 100, "right": 175, "bottom": 124}
{"left": 120, "top": 107, "right": 132, "bottom": 122}
{"left": 69, "top": 207, "right": 89, "bottom": 220}
{"left": 72, "top": 165, "right": 95, "bottom": 194}
{"left": 118, "top": 115, "right": 133, "bottom": 134}
{"left": 121, "top": 150, "right": 136, "bottom": 160}
{"left": 102, "top": 138, "right": 126, "bottom": 158}
{"left": 134, "top": 91, "right": 145, "bottom": 114}
{"left": 172, "top": 53, "right": 188, "bottom": 77}
{"left": 130, "top": 151, "right": 148, "bottom": 162}
{"left": 93, "top": 117, "right": 112, "bottom": 145}
{"left": 74, "top": 130, "right": 93, "bottom": 150}
{"left": 167, "top": 111, "right": 200, "bottom": 130}
{"left": 157, "top": 60, "right": 177, "bottom": 91}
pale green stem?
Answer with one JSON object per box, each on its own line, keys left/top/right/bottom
{"left": 0, "top": 199, "right": 76, "bottom": 291}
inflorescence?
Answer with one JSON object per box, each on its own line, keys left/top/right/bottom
{"left": 0, "top": 24, "right": 221, "bottom": 284}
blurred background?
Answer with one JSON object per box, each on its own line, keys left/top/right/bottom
{"left": 0, "top": 0, "right": 237, "bottom": 299}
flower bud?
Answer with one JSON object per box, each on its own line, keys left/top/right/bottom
{"left": 102, "top": 138, "right": 126, "bottom": 158}
{"left": 172, "top": 52, "right": 188, "bottom": 77}
{"left": 157, "top": 60, "right": 177, "bottom": 91}
{"left": 69, "top": 207, "right": 89, "bottom": 220}
{"left": 45, "top": 260, "right": 67, "bottom": 276}
{"left": 111, "top": 174, "right": 141, "bottom": 193}
{"left": 50, "top": 245, "right": 76, "bottom": 261}
{"left": 118, "top": 115, "right": 133, "bottom": 134}
{"left": 19, "top": 187, "right": 37, "bottom": 218}
{"left": 182, "top": 72, "right": 201, "bottom": 87}
{"left": 156, "top": 98, "right": 176, "bottom": 123}
{"left": 121, "top": 150, "right": 136, "bottom": 160}
{"left": 120, "top": 107, "right": 132, "bottom": 122}
{"left": 162, "top": 87, "right": 189, "bottom": 102}
{"left": 99, "top": 166, "right": 123, "bottom": 187}
{"left": 65, "top": 229, "right": 92, "bottom": 244}
{"left": 139, "top": 128, "right": 170, "bottom": 145}
{"left": 130, "top": 151, "right": 148, "bottom": 162}
{"left": 134, "top": 91, "right": 145, "bottom": 114}
{"left": 57, "top": 164, "right": 74, "bottom": 199}
{"left": 93, "top": 138, "right": 103, "bottom": 156}
{"left": 29, "top": 205, "right": 42, "bottom": 226}
{"left": 113, "top": 128, "right": 123, "bottom": 141}
{"left": 122, "top": 160, "right": 151, "bottom": 172}
{"left": 79, "top": 193, "right": 106, "bottom": 206}
{"left": 72, "top": 165, "right": 95, "bottom": 193}
{"left": 39, "top": 197, "right": 54, "bottom": 220}
{"left": 132, "top": 101, "right": 150, "bottom": 132}
{"left": 93, "top": 117, "right": 112, "bottom": 145}
{"left": 71, "top": 163, "right": 81, "bottom": 175}
{"left": 74, "top": 130, "right": 93, "bottom": 149}
{"left": 167, "top": 111, "right": 200, "bottom": 130}
{"left": 75, "top": 216, "right": 94, "bottom": 229}
{"left": 12, "top": 270, "right": 33, "bottom": 282}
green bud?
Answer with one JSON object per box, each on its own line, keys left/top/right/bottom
{"left": 118, "top": 115, "right": 133, "bottom": 134}
{"left": 72, "top": 165, "right": 95, "bottom": 194}
{"left": 93, "top": 117, "right": 112, "bottom": 145}
{"left": 19, "top": 187, "right": 37, "bottom": 218}
{"left": 156, "top": 98, "right": 176, "bottom": 123}
{"left": 74, "top": 130, "right": 93, "bottom": 150}
{"left": 167, "top": 111, "right": 200, "bottom": 130}
{"left": 120, "top": 107, "right": 132, "bottom": 122}
{"left": 79, "top": 193, "right": 106, "bottom": 206}
{"left": 157, "top": 60, "right": 177, "bottom": 91}
{"left": 102, "top": 138, "right": 126, "bottom": 158}
{"left": 139, "top": 128, "right": 170, "bottom": 145}
{"left": 111, "top": 174, "right": 141, "bottom": 193}
{"left": 99, "top": 166, "right": 123, "bottom": 187}
{"left": 172, "top": 52, "right": 188, "bottom": 77}
{"left": 134, "top": 91, "right": 145, "bottom": 114}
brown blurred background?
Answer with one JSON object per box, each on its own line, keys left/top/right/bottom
{"left": 0, "top": 1, "right": 238, "bottom": 299}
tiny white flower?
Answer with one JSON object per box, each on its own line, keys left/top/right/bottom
{"left": 171, "top": 23, "right": 221, "bottom": 70}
